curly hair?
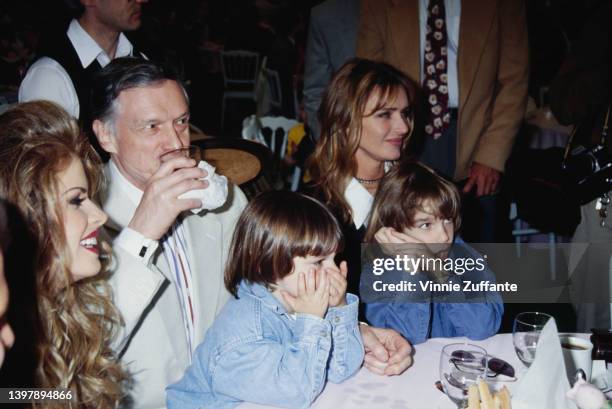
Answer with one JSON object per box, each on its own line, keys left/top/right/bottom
{"left": 0, "top": 101, "right": 127, "bottom": 407}
{"left": 307, "top": 58, "right": 416, "bottom": 224}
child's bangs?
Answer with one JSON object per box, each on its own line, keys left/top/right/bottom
{"left": 414, "top": 195, "right": 449, "bottom": 219}
{"left": 402, "top": 178, "right": 460, "bottom": 227}
{"left": 415, "top": 184, "right": 461, "bottom": 226}
{"left": 288, "top": 213, "right": 343, "bottom": 259}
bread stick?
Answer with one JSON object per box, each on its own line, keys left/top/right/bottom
{"left": 497, "top": 386, "right": 511, "bottom": 409}
{"left": 467, "top": 384, "right": 480, "bottom": 409}
{"left": 493, "top": 394, "right": 502, "bottom": 409}
{"left": 477, "top": 379, "right": 495, "bottom": 409}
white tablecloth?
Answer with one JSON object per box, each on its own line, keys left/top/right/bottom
{"left": 239, "top": 333, "right": 527, "bottom": 409}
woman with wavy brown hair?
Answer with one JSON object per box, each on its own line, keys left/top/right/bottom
{"left": 0, "top": 101, "right": 127, "bottom": 408}
{"left": 307, "top": 58, "right": 416, "bottom": 298}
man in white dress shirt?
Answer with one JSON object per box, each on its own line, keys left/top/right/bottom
{"left": 19, "top": 0, "right": 149, "bottom": 158}
{"left": 91, "top": 57, "right": 248, "bottom": 408}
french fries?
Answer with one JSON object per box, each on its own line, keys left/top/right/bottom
{"left": 466, "top": 380, "right": 512, "bottom": 409}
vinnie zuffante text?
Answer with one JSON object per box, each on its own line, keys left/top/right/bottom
{"left": 371, "top": 280, "right": 518, "bottom": 293}
{"left": 369, "top": 255, "right": 518, "bottom": 293}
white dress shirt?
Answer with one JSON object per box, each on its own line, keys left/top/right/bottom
{"left": 18, "top": 19, "right": 135, "bottom": 118}
{"left": 419, "top": 0, "right": 461, "bottom": 108}
{"left": 344, "top": 162, "right": 395, "bottom": 228}
{"left": 344, "top": 178, "right": 374, "bottom": 229}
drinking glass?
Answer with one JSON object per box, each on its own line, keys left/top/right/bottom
{"left": 513, "top": 311, "right": 552, "bottom": 367}
{"left": 159, "top": 145, "right": 201, "bottom": 164}
{"left": 439, "top": 343, "right": 489, "bottom": 408}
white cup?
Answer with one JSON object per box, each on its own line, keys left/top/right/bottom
{"left": 560, "top": 335, "right": 593, "bottom": 382}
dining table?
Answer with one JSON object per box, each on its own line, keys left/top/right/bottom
{"left": 238, "top": 334, "right": 521, "bottom": 409}
{"left": 238, "top": 333, "right": 608, "bottom": 409}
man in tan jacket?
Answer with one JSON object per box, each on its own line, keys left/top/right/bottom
{"left": 358, "top": 0, "right": 528, "bottom": 241}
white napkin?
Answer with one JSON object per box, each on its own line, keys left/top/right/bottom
{"left": 512, "top": 319, "right": 578, "bottom": 409}
{"left": 179, "top": 160, "right": 228, "bottom": 214}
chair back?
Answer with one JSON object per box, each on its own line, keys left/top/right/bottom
{"left": 259, "top": 116, "right": 299, "bottom": 159}
{"left": 263, "top": 68, "right": 282, "bottom": 112}
{"left": 220, "top": 50, "right": 260, "bottom": 88}
{"left": 241, "top": 114, "right": 266, "bottom": 145}
{"left": 241, "top": 115, "right": 303, "bottom": 191}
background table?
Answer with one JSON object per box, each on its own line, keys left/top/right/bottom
{"left": 239, "top": 334, "right": 527, "bottom": 409}
{"left": 525, "top": 108, "right": 571, "bottom": 149}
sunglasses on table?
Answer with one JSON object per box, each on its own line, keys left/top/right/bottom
{"left": 450, "top": 350, "right": 516, "bottom": 380}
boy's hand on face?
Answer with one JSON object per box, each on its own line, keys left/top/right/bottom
{"left": 374, "top": 227, "right": 416, "bottom": 245}
{"left": 327, "top": 261, "right": 348, "bottom": 308}
{"left": 375, "top": 227, "right": 435, "bottom": 263}
{"left": 374, "top": 227, "right": 450, "bottom": 281}
{"left": 282, "top": 268, "right": 329, "bottom": 318}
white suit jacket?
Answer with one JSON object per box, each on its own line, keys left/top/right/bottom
{"left": 102, "top": 163, "right": 248, "bottom": 409}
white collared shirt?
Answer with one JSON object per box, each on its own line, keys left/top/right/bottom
{"left": 344, "top": 178, "right": 374, "bottom": 229}
{"left": 18, "top": 19, "right": 135, "bottom": 118}
{"left": 344, "top": 162, "right": 395, "bottom": 228}
{"left": 419, "top": 0, "right": 461, "bottom": 108}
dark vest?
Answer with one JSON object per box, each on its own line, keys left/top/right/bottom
{"left": 302, "top": 185, "right": 368, "bottom": 320}
{"left": 36, "top": 28, "right": 145, "bottom": 161}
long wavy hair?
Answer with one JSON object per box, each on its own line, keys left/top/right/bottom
{"left": 0, "top": 101, "right": 127, "bottom": 407}
{"left": 307, "top": 58, "right": 416, "bottom": 224}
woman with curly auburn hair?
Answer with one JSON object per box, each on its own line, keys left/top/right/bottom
{"left": 307, "top": 58, "right": 416, "bottom": 299}
{"left": 0, "top": 101, "right": 127, "bottom": 408}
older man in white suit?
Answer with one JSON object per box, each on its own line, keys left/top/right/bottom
{"left": 91, "top": 58, "right": 247, "bottom": 408}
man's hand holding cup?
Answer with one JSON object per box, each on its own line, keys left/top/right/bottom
{"left": 128, "top": 146, "right": 207, "bottom": 240}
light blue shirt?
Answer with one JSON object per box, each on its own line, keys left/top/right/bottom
{"left": 419, "top": 0, "right": 461, "bottom": 108}
{"left": 166, "top": 281, "right": 364, "bottom": 409}
{"left": 361, "top": 237, "right": 503, "bottom": 344}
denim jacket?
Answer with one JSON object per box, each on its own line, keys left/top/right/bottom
{"left": 361, "top": 237, "right": 504, "bottom": 344}
{"left": 166, "top": 280, "right": 364, "bottom": 409}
